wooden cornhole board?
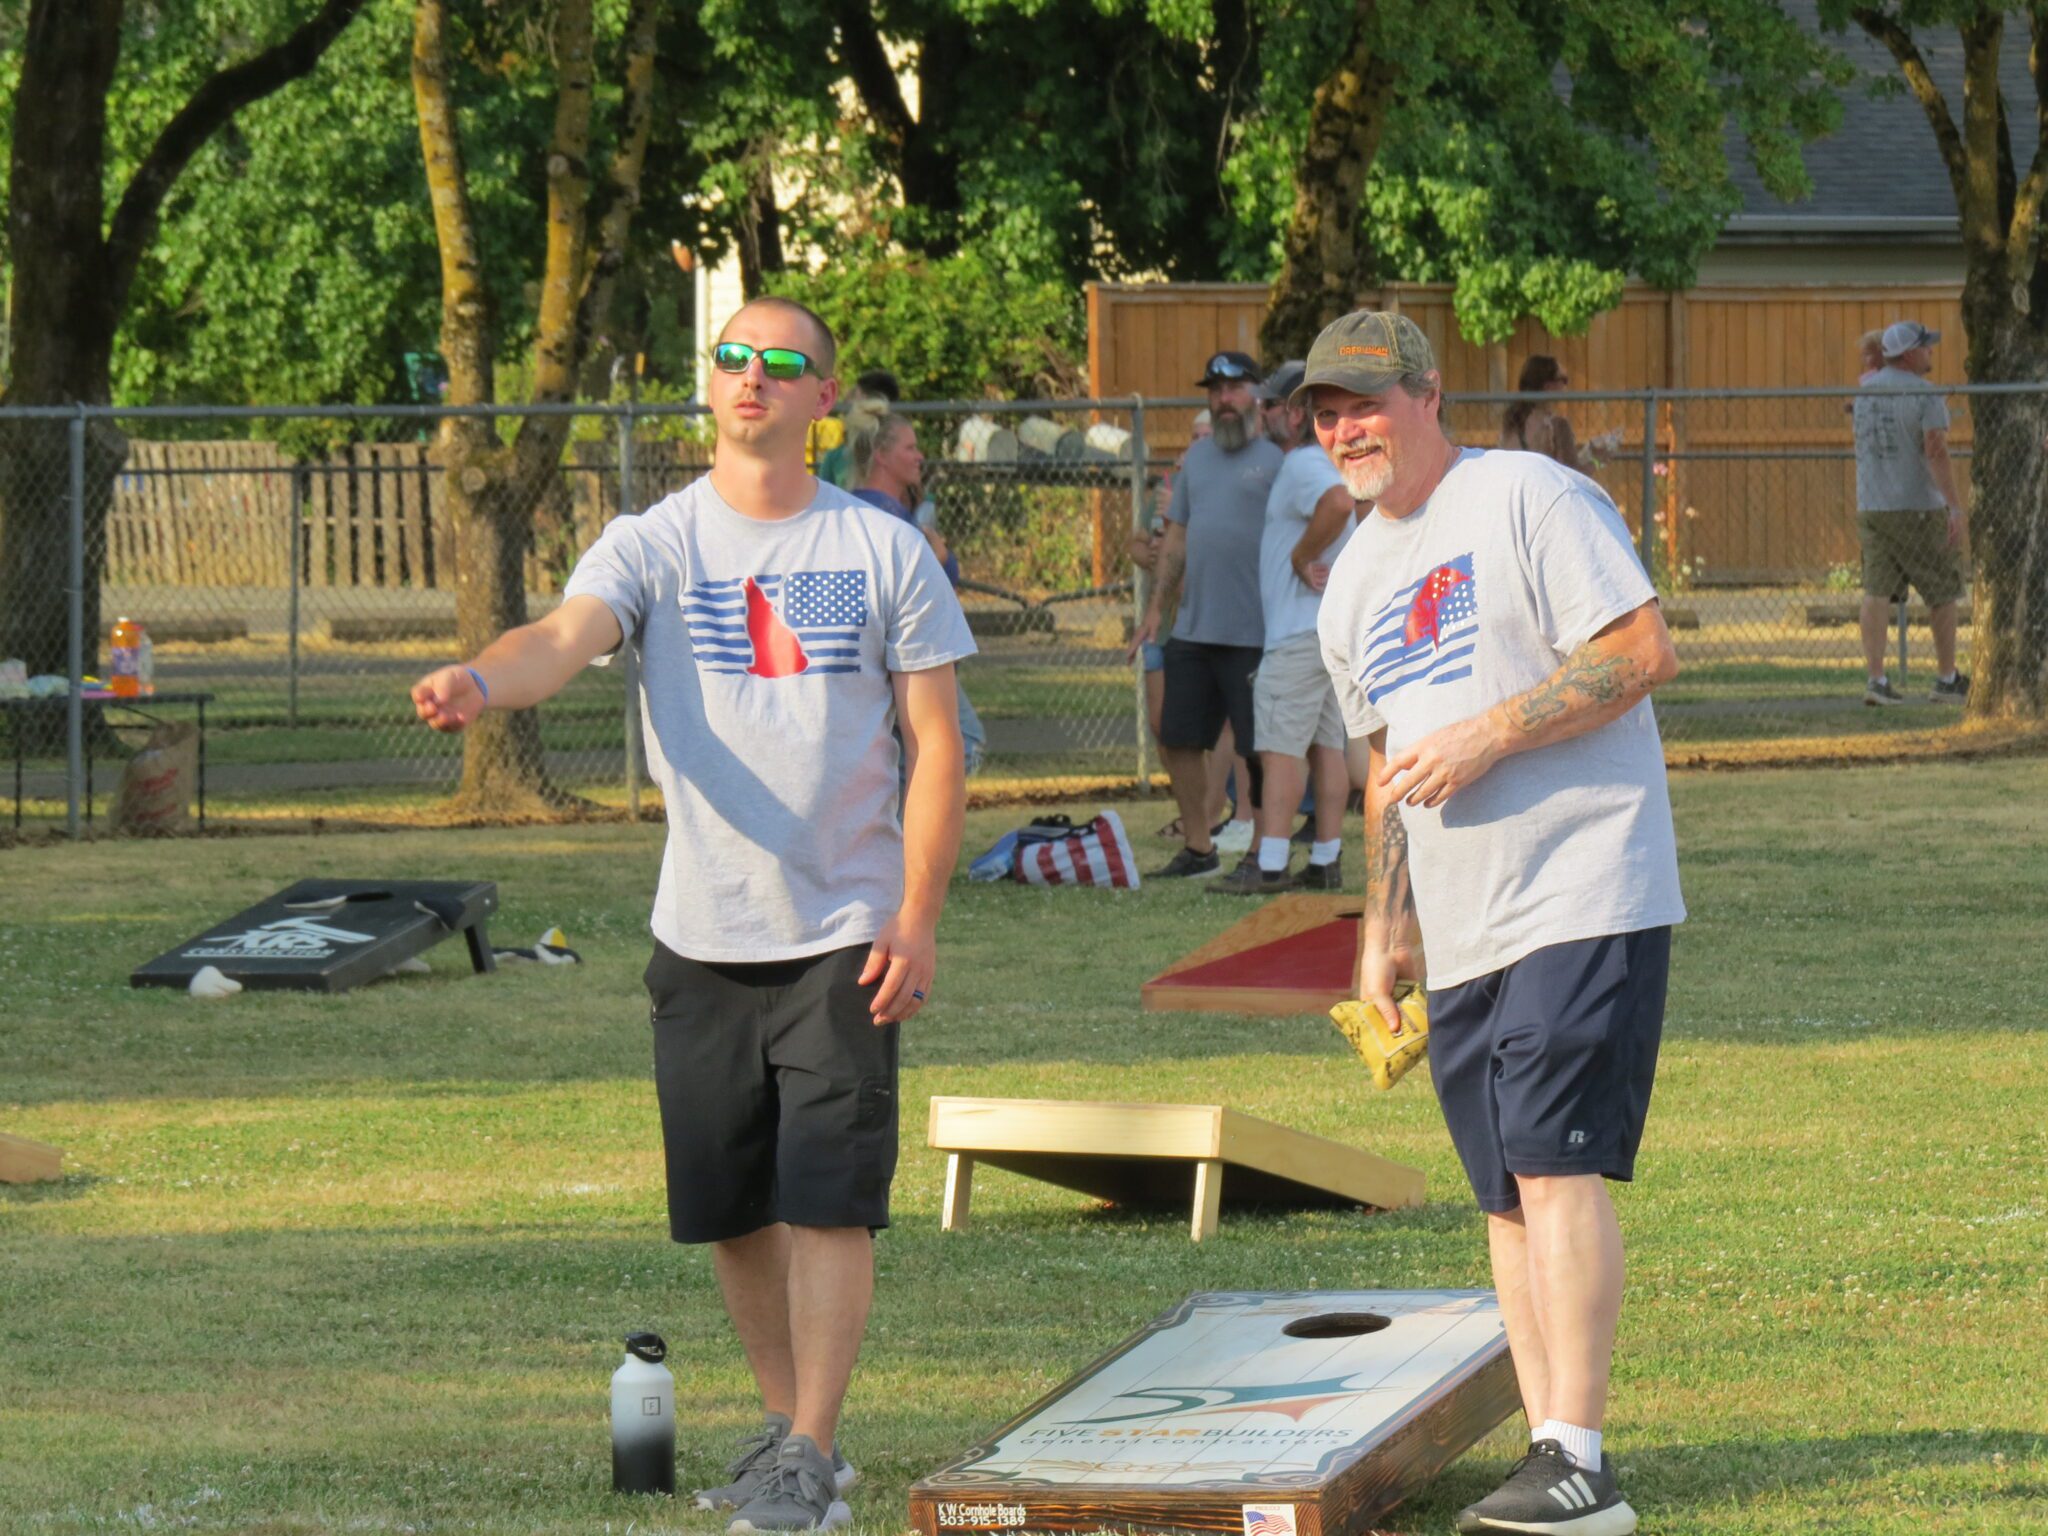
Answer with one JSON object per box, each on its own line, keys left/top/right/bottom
{"left": 129, "top": 879, "right": 498, "bottom": 994}
{"left": 0, "top": 1131, "right": 63, "bottom": 1183}
{"left": 928, "top": 1097, "right": 1423, "bottom": 1242}
{"left": 1142, "top": 895, "right": 1361, "bottom": 1017}
{"left": 909, "top": 1289, "right": 1518, "bottom": 1536}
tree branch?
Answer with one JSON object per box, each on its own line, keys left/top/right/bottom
{"left": 834, "top": 0, "right": 916, "bottom": 158}
{"left": 1852, "top": 8, "right": 1970, "bottom": 211}
{"left": 523, "top": 0, "right": 597, "bottom": 414}
{"left": 412, "top": 0, "right": 494, "bottom": 407}
{"left": 1958, "top": 7, "right": 2008, "bottom": 254}
{"left": 2012, "top": 2, "right": 2048, "bottom": 285}
{"left": 571, "top": 0, "right": 660, "bottom": 372}
{"left": 105, "top": 0, "right": 366, "bottom": 314}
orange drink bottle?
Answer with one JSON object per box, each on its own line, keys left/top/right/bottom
{"left": 109, "top": 616, "right": 142, "bottom": 697}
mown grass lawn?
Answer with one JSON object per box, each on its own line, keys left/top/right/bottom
{"left": 3, "top": 759, "right": 2046, "bottom": 1535}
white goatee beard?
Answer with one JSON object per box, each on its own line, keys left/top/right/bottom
{"left": 1212, "top": 413, "right": 1249, "bottom": 452}
{"left": 1340, "top": 453, "right": 1394, "bottom": 502}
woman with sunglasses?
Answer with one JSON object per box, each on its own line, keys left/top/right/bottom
{"left": 410, "top": 295, "right": 975, "bottom": 1535}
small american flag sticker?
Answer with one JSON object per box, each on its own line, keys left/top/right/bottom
{"left": 1243, "top": 1506, "right": 1298, "bottom": 1536}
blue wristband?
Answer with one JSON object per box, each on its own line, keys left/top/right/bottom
{"left": 466, "top": 666, "right": 490, "bottom": 705}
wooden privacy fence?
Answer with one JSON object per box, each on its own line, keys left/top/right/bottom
{"left": 107, "top": 439, "right": 712, "bottom": 593}
{"left": 1089, "top": 280, "right": 1974, "bottom": 583}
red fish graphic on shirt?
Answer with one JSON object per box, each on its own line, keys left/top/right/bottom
{"left": 1403, "top": 562, "right": 1473, "bottom": 649}
{"left": 742, "top": 575, "right": 809, "bottom": 677}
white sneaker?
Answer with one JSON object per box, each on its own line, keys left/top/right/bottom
{"left": 1213, "top": 819, "right": 1256, "bottom": 855}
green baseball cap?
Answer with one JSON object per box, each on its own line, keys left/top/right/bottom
{"left": 1293, "top": 310, "right": 1437, "bottom": 404}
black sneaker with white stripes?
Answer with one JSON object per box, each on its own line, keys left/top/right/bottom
{"left": 1456, "top": 1440, "right": 1635, "bottom": 1535}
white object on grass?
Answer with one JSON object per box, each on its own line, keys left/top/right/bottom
{"left": 187, "top": 965, "right": 242, "bottom": 999}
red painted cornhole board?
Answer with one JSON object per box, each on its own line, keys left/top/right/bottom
{"left": 1142, "top": 895, "right": 1361, "bottom": 1016}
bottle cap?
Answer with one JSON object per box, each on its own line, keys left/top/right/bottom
{"left": 625, "top": 1332, "right": 667, "bottom": 1363}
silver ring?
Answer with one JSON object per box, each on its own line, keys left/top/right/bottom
{"left": 911, "top": 988, "right": 926, "bottom": 1000}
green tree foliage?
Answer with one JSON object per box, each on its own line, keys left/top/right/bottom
{"left": 767, "top": 244, "right": 1086, "bottom": 398}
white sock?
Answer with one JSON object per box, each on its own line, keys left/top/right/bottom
{"left": 1870, "top": 673, "right": 1888, "bottom": 686}
{"left": 1257, "top": 837, "right": 1290, "bottom": 872}
{"left": 1939, "top": 670, "right": 1957, "bottom": 683}
{"left": 1309, "top": 838, "right": 1343, "bottom": 867}
{"left": 1536, "top": 1419, "right": 1602, "bottom": 1472}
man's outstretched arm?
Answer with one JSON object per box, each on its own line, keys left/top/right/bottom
{"left": 411, "top": 595, "right": 625, "bottom": 731}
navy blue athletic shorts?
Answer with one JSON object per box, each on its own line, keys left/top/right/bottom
{"left": 1427, "top": 928, "right": 1671, "bottom": 1213}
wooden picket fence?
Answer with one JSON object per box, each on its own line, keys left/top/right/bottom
{"left": 106, "top": 438, "right": 712, "bottom": 593}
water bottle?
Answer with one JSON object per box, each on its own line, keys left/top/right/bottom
{"left": 610, "top": 1332, "right": 675, "bottom": 1494}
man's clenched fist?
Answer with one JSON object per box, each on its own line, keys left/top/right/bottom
{"left": 412, "top": 665, "right": 486, "bottom": 732}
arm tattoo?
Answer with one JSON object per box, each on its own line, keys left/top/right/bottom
{"left": 1509, "top": 643, "right": 1647, "bottom": 735}
{"left": 1366, "top": 799, "right": 1412, "bottom": 931}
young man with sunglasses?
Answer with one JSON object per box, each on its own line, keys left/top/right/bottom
{"left": 1129, "top": 350, "right": 1283, "bottom": 877}
{"left": 411, "top": 296, "right": 974, "bottom": 1533}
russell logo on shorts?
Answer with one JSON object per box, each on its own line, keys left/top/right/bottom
{"left": 683, "top": 570, "right": 868, "bottom": 679}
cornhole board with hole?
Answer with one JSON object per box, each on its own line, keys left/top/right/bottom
{"left": 908, "top": 1289, "right": 1517, "bottom": 1536}
{"left": 129, "top": 879, "right": 498, "bottom": 994}
{"left": 1143, "top": 894, "right": 1362, "bottom": 1017}
{"left": 0, "top": 1131, "right": 63, "bottom": 1183}
{"left": 928, "top": 1097, "right": 1423, "bottom": 1242}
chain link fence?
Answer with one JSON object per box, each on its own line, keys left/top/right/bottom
{"left": 2, "top": 386, "right": 2043, "bottom": 837}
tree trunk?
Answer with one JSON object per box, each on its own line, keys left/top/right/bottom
{"left": 1259, "top": 0, "right": 1398, "bottom": 362}
{"left": 735, "top": 141, "right": 785, "bottom": 300}
{"left": 1958, "top": 277, "right": 2048, "bottom": 719}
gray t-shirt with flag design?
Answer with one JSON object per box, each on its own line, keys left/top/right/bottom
{"left": 1317, "top": 448, "right": 1685, "bottom": 988}
{"left": 564, "top": 477, "right": 976, "bottom": 962}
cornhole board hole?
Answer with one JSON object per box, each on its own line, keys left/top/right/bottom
{"left": 129, "top": 879, "right": 498, "bottom": 994}
{"left": 928, "top": 1097, "right": 1423, "bottom": 1242}
{"left": 909, "top": 1289, "right": 1518, "bottom": 1536}
{"left": 1143, "top": 894, "right": 1361, "bottom": 1017}
{"left": 0, "top": 1131, "right": 63, "bottom": 1183}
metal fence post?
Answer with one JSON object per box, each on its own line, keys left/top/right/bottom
{"left": 1128, "top": 395, "right": 1152, "bottom": 793}
{"left": 1896, "top": 597, "right": 1909, "bottom": 685}
{"left": 1638, "top": 392, "right": 1658, "bottom": 577}
{"left": 287, "top": 466, "right": 303, "bottom": 729}
{"left": 620, "top": 404, "right": 643, "bottom": 819}
{"left": 65, "top": 410, "right": 85, "bottom": 838}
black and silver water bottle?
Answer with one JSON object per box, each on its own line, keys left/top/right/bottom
{"left": 610, "top": 1332, "right": 675, "bottom": 1494}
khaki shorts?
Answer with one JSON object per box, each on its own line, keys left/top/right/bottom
{"left": 1253, "top": 633, "right": 1347, "bottom": 756}
{"left": 1858, "top": 508, "right": 1964, "bottom": 606}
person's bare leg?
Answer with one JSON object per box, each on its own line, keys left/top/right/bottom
{"left": 1860, "top": 594, "right": 1891, "bottom": 680}
{"left": 1517, "top": 1174, "right": 1624, "bottom": 1431}
{"left": 1487, "top": 1207, "right": 1548, "bottom": 1432}
{"left": 1931, "top": 600, "right": 1959, "bottom": 675}
{"left": 1145, "top": 669, "right": 1165, "bottom": 745}
{"left": 785, "top": 1225, "right": 874, "bottom": 1455}
{"left": 1310, "top": 744, "right": 1348, "bottom": 843}
{"left": 1258, "top": 753, "right": 1305, "bottom": 844}
{"left": 1160, "top": 744, "right": 1215, "bottom": 854}
{"left": 713, "top": 1223, "right": 797, "bottom": 1417}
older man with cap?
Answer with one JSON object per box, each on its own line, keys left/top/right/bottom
{"left": 1131, "top": 351, "right": 1284, "bottom": 876}
{"left": 1852, "top": 320, "right": 1969, "bottom": 705}
{"left": 1310, "top": 311, "right": 1684, "bottom": 1535}
{"left": 1211, "top": 358, "right": 1357, "bottom": 893}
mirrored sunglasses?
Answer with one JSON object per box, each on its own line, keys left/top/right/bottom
{"left": 1205, "top": 355, "right": 1255, "bottom": 379}
{"left": 713, "top": 342, "right": 817, "bottom": 380}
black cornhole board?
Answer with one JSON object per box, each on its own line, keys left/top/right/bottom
{"left": 130, "top": 879, "right": 498, "bottom": 994}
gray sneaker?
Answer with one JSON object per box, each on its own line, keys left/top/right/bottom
{"left": 1930, "top": 670, "right": 1970, "bottom": 703}
{"left": 696, "top": 1416, "right": 856, "bottom": 1512}
{"left": 728, "top": 1434, "right": 853, "bottom": 1533}
{"left": 1865, "top": 677, "right": 1905, "bottom": 707}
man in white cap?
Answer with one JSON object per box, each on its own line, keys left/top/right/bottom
{"left": 1851, "top": 320, "right": 1969, "bottom": 705}
{"left": 1308, "top": 308, "right": 1684, "bottom": 1535}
